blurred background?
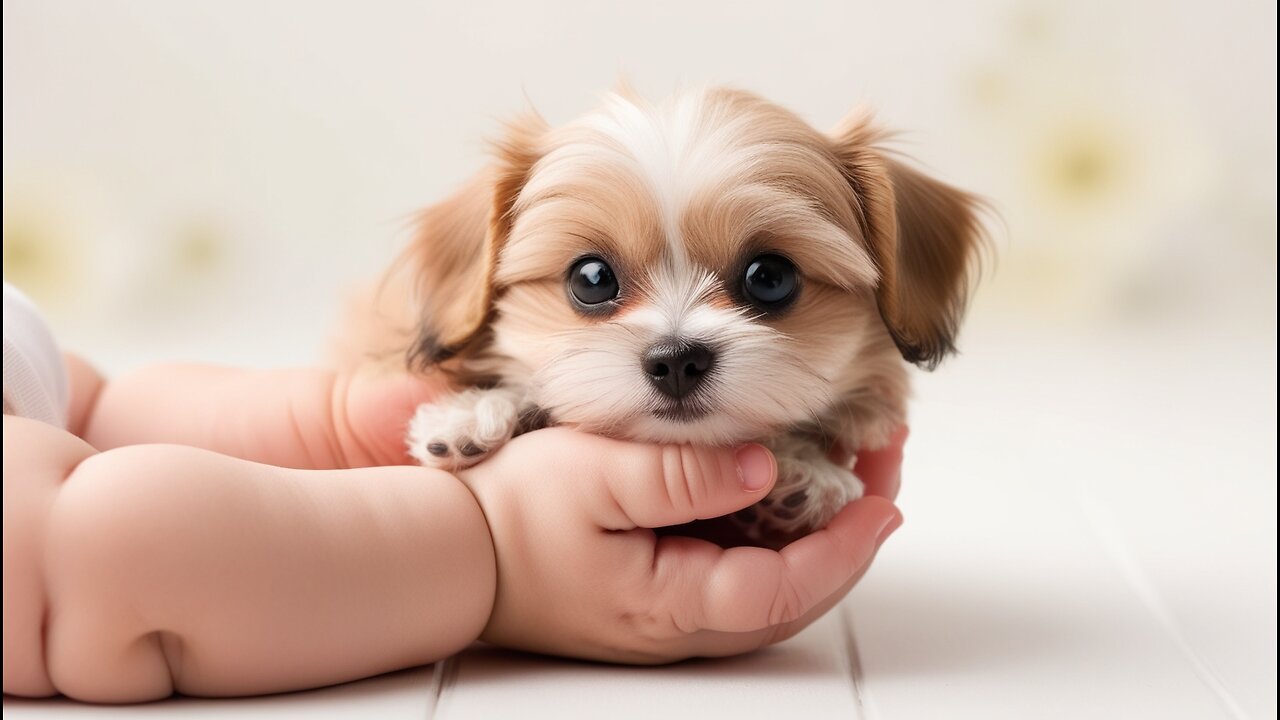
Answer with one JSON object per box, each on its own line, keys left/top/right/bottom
{"left": 3, "top": 0, "right": 1274, "bottom": 368}
{"left": 3, "top": 1, "right": 1276, "bottom": 717}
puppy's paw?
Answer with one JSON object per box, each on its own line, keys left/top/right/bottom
{"left": 733, "top": 452, "right": 864, "bottom": 542}
{"left": 406, "top": 388, "right": 521, "bottom": 471}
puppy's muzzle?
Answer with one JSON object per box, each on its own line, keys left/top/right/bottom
{"left": 642, "top": 342, "right": 714, "bottom": 400}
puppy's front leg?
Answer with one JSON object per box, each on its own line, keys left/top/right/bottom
{"left": 406, "top": 386, "right": 531, "bottom": 471}
{"left": 735, "top": 434, "right": 865, "bottom": 542}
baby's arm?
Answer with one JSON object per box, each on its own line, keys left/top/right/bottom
{"left": 74, "top": 358, "right": 444, "bottom": 469}
{"left": 5, "top": 414, "right": 905, "bottom": 702}
{"left": 3, "top": 415, "right": 495, "bottom": 702}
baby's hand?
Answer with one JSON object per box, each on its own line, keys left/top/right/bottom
{"left": 460, "top": 428, "right": 903, "bottom": 663}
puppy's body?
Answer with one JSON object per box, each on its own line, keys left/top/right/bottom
{"left": 372, "top": 87, "right": 982, "bottom": 541}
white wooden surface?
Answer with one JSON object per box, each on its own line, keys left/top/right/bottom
{"left": 4, "top": 319, "right": 1276, "bottom": 719}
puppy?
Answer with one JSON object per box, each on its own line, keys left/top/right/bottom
{"left": 379, "top": 87, "right": 983, "bottom": 541}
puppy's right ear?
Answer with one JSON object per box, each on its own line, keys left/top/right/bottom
{"left": 398, "top": 113, "right": 547, "bottom": 370}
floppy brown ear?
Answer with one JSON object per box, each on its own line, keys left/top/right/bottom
{"left": 401, "top": 113, "right": 547, "bottom": 370}
{"left": 830, "top": 111, "right": 985, "bottom": 370}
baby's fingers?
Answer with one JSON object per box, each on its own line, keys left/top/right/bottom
{"left": 676, "top": 496, "right": 901, "bottom": 634}
{"left": 596, "top": 443, "right": 778, "bottom": 530}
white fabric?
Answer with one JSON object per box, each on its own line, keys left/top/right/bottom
{"left": 3, "top": 282, "right": 69, "bottom": 428}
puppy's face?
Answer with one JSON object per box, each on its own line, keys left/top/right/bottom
{"left": 491, "top": 91, "right": 888, "bottom": 444}
{"left": 405, "top": 88, "right": 983, "bottom": 446}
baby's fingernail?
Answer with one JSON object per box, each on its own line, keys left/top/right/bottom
{"left": 735, "top": 444, "right": 775, "bottom": 491}
{"left": 876, "top": 511, "right": 904, "bottom": 544}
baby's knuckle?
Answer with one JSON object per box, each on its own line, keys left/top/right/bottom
{"left": 767, "top": 576, "right": 809, "bottom": 626}
{"left": 659, "top": 446, "right": 696, "bottom": 515}
{"left": 615, "top": 608, "right": 667, "bottom": 641}
{"left": 680, "top": 446, "right": 712, "bottom": 508}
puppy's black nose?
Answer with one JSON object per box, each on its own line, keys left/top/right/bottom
{"left": 642, "top": 342, "right": 715, "bottom": 399}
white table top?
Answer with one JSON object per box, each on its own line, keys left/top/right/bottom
{"left": 6, "top": 318, "right": 1276, "bottom": 719}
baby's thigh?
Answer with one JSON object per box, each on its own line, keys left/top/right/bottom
{"left": 2, "top": 416, "right": 98, "bottom": 697}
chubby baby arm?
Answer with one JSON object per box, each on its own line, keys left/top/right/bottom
{"left": 75, "top": 358, "right": 445, "bottom": 469}
{"left": 3, "top": 411, "right": 905, "bottom": 700}
{"left": 2, "top": 415, "right": 495, "bottom": 702}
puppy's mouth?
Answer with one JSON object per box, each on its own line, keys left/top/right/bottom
{"left": 651, "top": 400, "right": 712, "bottom": 423}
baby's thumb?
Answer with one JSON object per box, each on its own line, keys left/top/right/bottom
{"left": 601, "top": 443, "right": 777, "bottom": 530}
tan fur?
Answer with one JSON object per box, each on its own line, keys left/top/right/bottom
{"left": 395, "top": 112, "right": 549, "bottom": 379}
{"left": 830, "top": 109, "right": 986, "bottom": 369}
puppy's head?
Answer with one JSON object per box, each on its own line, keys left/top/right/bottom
{"left": 405, "top": 88, "right": 983, "bottom": 444}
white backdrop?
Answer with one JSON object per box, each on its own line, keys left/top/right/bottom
{"left": 3, "top": 0, "right": 1275, "bottom": 369}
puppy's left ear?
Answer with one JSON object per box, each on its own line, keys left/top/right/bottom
{"left": 400, "top": 112, "right": 547, "bottom": 370}
{"left": 830, "top": 110, "right": 986, "bottom": 370}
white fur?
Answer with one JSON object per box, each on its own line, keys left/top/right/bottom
{"left": 406, "top": 387, "right": 526, "bottom": 471}
{"left": 579, "top": 90, "right": 768, "bottom": 269}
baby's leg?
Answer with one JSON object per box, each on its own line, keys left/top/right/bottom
{"left": 2, "top": 417, "right": 97, "bottom": 697}
{"left": 2, "top": 415, "right": 494, "bottom": 702}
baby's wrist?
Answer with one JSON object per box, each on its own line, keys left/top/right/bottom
{"left": 439, "top": 467, "right": 500, "bottom": 647}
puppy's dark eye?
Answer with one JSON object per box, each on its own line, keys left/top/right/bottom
{"left": 743, "top": 254, "right": 798, "bottom": 310}
{"left": 568, "top": 257, "right": 619, "bottom": 306}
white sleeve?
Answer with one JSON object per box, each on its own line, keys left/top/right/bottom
{"left": 3, "top": 282, "right": 69, "bottom": 429}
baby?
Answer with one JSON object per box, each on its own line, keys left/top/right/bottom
{"left": 2, "top": 282, "right": 905, "bottom": 703}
